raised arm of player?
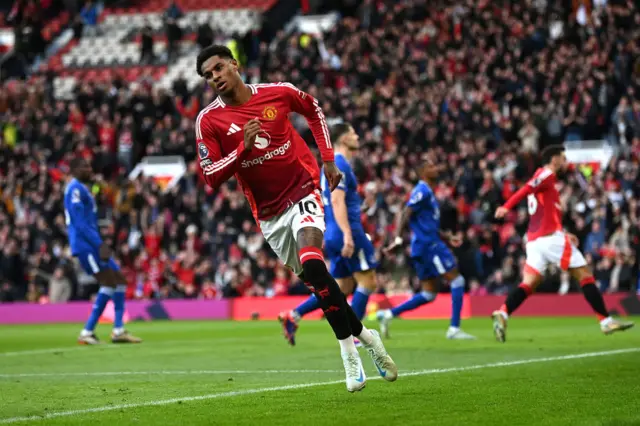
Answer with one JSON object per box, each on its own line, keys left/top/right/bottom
{"left": 281, "top": 83, "right": 334, "bottom": 163}
{"left": 195, "top": 115, "right": 252, "bottom": 192}
{"left": 496, "top": 168, "right": 555, "bottom": 218}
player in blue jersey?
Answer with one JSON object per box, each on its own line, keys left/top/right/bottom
{"left": 64, "top": 158, "right": 142, "bottom": 345}
{"left": 279, "top": 123, "right": 379, "bottom": 346}
{"left": 379, "top": 154, "right": 475, "bottom": 340}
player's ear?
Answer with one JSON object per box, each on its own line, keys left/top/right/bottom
{"left": 230, "top": 59, "right": 239, "bottom": 71}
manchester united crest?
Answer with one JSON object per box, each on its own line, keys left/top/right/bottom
{"left": 262, "top": 106, "right": 278, "bottom": 121}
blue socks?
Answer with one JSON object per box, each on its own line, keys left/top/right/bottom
{"left": 83, "top": 286, "right": 113, "bottom": 332}
{"left": 294, "top": 294, "right": 320, "bottom": 318}
{"left": 450, "top": 275, "right": 465, "bottom": 328}
{"left": 351, "top": 286, "right": 372, "bottom": 320}
{"left": 112, "top": 284, "right": 127, "bottom": 331}
{"left": 391, "top": 290, "right": 436, "bottom": 317}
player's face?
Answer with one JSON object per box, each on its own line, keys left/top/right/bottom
{"left": 341, "top": 126, "right": 359, "bottom": 151}
{"left": 421, "top": 157, "right": 441, "bottom": 180}
{"left": 555, "top": 152, "right": 568, "bottom": 172}
{"left": 201, "top": 55, "right": 239, "bottom": 96}
{"left": 74, "top": 160, "right": 93, "bottom": 181}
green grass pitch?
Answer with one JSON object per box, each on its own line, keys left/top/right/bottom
{"left": 0, "top": 317, "right": 638, "bottom": 425}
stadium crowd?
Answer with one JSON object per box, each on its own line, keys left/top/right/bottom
{"left": 1, "top": 0, "right": 640, "bottom": 303}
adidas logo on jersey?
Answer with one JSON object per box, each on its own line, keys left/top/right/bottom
{"left": 301, "top": 216, "right": 315, "bottom": 224}
{"left": 227, "top": 123, "right": 241, "bottom": 135}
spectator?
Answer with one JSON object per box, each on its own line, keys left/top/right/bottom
{"left": 80, "top": 0, "right": 100, "bottom": 37}
{"left": 49, "top": 267, "right": 72, "bottom": 303}
{"left": 140, "top": 23, "right": 155, "bottom": 64}
{"left": 164, "top": 1, "right": 183, "bottom": 63}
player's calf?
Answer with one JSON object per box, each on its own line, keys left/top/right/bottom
{"left": 571, "top": 269, "right": 635, "bottom": 334}
{"left": 300, "top": 247, "right": 355, "bottom": 345}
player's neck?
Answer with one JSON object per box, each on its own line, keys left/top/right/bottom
{"left": 220, "top": 83, "right": 252, "bottom": 106}
{"left": 335, "top": 147, "right": 352, "bottom": 160}
{"left": 423, "top": 177, "right": 435, "bottom": 186}
{"left": 544, "top": 164, "right": 558, "bottom": 175}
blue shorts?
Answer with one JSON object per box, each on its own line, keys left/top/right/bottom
{"left": 411, "top": 240, "right": 456, "bottom": 280}
{"left": 76, "top": 251, "right": 120, "bottom": 275}
{"left": 325, "top": 231, "right": 379, "bottom": 279}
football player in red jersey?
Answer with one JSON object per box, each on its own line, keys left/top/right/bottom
{"left": 194, "top": 45, "right": 397, "bottom": 391}
{"left": 493, "top": 145, "right": 633, "bottom": 342}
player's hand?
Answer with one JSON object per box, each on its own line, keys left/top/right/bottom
{"left": 383, "top": 237, "right": 403, "bottom": 256}
{"left": 324, "top": 161, "right": 342, "bottom": 191}
{"left": 99, "top": 244, "right": 111, "bottom": 260}
{"left": 494, "top": 206, "right": 509, "bottom": 219}
{"left": 243, "top": 118, "right": 262, "bottom": 151}
{"left": 567, "top": 233, "right": 579, "bottom": 247}
{"left": 342, "top": 234, "right": 355, "bottom": 258}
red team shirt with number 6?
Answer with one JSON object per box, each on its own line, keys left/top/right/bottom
{"left": 194, "top": 82, "right": 334, "bottom": 221}
{"left": 503, "top": 167, "right": 563, "bottom": 241}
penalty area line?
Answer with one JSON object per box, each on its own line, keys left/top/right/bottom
{"left": 0, "top": 347, "right": 638, "bottom": 424}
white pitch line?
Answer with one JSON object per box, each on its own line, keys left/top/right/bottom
{"left": 0, "top": 369, "right": 341, "bottom": 378}
{"left": 0, "top": 347, "right": 637, "bottom": 424}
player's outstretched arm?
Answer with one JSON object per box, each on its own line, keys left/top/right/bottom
{"left": 384, "top": 205, "right": 413, "bottom": 254}
{"left": 496, "top": 169, "right": 555, "bottom": 218}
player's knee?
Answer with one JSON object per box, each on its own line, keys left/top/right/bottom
{"left": 299, "top": 247, "right": 330, "bottom": 289}
{"left": 98, "top": 286, "right": 114, "bottom": 296}
{"left": 354, "top": 270, "right": 376, "bottom": 291}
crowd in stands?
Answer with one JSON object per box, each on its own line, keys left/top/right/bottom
{"left": 1, "top": 0, "right": 640, "bottom": 303}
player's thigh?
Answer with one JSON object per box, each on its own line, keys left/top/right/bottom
{"left": 524, "top": 238, "right": 549, "bottom": 286}
{"left": 293, "top": 190, "right": 326, "bottom": 251}
{"left": 336, "top": 277, "right": 356, "bottom": 295}
{"left": 328, "top": 254, "right": 354, "bottom": 281}
{"left": 429, "top": 241, "right": 457, "bottom": 277}
{"left": 569, "top": 265, "right": 593, "bottom": 282}
{"left": 442, "top": 267, "right": 461, "bottom": 284}
{"left": 350, "top": 232, "right": 379, "bottom": 275}
{"left": 542, "top": 232, "right": 587, "bottom": 272}
{"left": 260, "top": 215, "right": 303, "bottom": 275}
{"left": 420, "top": 278, "right": 439, "bottom": 293}
{"left": 411, "top": 255, "right": 440, "bottom": 284}
{"left": 77, "top": 252, "right": 116, "bottom": 287}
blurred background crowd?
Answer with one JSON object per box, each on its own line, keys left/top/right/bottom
{"left": 0, "top": 0, "right": 639, "bottom": 303}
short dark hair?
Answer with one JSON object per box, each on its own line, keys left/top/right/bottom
{"left": 196, "top": 45, "right": 234, "bottom": 76}
{"left": 541, "top": 144, "right": 565, "bottom": 165}
{"left": 69, "top": 157, "right": 87, "bottom": 171}
{"left": 330, "top": 123, "right": 351, "bottom": 145}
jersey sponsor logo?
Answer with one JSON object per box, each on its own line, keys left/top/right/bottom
{"left": 198, "top": 143, "right": 209, "bottom": 159}
{"left": 241, "top": 140, "right": 290, "bottom": 168}
{"left": 200, "top": 158, "right": 213, "bottom": 168}
{"left": 262, "top": 106, "right": 278, "bottom": 121}
{"left": 254, "top": 131, "right": 272, "bottom": 149}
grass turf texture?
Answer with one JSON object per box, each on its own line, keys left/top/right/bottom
{"left": 0, "top": 318, "right": 638, "bottom": 426}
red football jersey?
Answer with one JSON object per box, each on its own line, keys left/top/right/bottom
{"left": 503, "top": 167, "right": 563, "bottom": 241}
{"left": 195, "top": 82, "right": 333, "bottom": 221}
